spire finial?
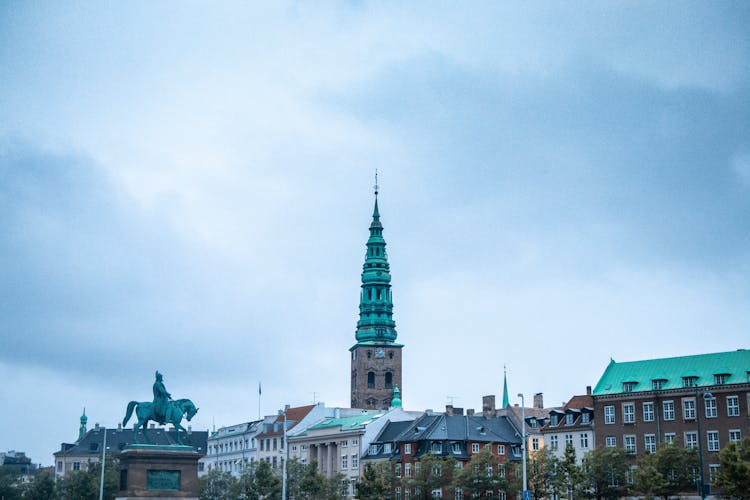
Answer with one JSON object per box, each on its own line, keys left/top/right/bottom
{"left": 374, "top": 169, "right": 379, "bottom": 196}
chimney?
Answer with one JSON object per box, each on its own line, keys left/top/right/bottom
{"left": 445, "top": 405, "right": 454, "bottom": 416}
{"left": 188, "top": 425, "right": 192, "bottom": 434}
{"left": 117, "top": 423, "right": 122, "bottom": 430}
{"left": 482, "top": 395, "right": 496, "bottom": 417}
{"left": 453, "top": 407, "right": 464, "bottom": 416}
{"left": 285, "top": 404, "right": 291, "bottom": 411}
{"left": 94, "top": 423, "right": 100, "bottom": 430}
{"left": 466, "top": 409, "right": 475, "bottom": 416}
{"left": 533, "top": 393, "right": 544, "bottom": 409}
{"left": 586, "top": 386, "right": 592, "bottom": 396}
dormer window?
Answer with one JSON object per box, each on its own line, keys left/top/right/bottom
{"left": 652, "top": 379, "right": 666, "bottom": 390}
{"left": 452, "top": 442, "right": 461, "bottom": 454}
{"left": 550, "top": 414, "right": 559, "bottom": 426}
{"left": 682, "top": 377, "right": 698, "bottom": 388}
{"left": 528, "top": 419, "right": 537, "bottom": 428}
{"left": 623, "top": 382, "right": 636, "bottom": 393}
{"left": 383, "top": 443, "right": 392, "bottom": 453}
{"left": 565, "top": 413, "right": 575, "bottom": 425}
{"left": 714, "top": 374, "right": 729, "bottom": 385}
{"left": 432, "top": 442, "right": 442, "bottom": 454}
{"left": 369, "top": 444, "right": 378, "bottom": 455}
{"left": 581, "top": 412, "right": 591, "bottom": 424}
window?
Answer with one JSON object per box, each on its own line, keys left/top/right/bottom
{"left": 431, "top": 489, "right": 442, "bottom": 498}
{"left": 623, "top": 403, "right": 635, "bottom": 423}
{"left": 625, "top": 435, "right": 636, "bottom": 454}
{"left": 604, "top": 405, "right": 615, "bottom": 424}
{"left": 341, "top": 455, "right": 348, "bottom": 469}
{"left": 652, "top": 379, "right": 665, "bottom": 390}
{"left": 714, "top": 374, "right": 728, "bottom": 385}
{"left": 405, "top": 443, "right": 412, "bottom": 454}
{"left": 707, "top": 431, "right": 720, "bottom": 452}
{"left": 565, "top": 434, "right": 573, "bottom": 447}
{"left": 685, "top": 432, "right": 698, "bottom": 449}
{"left": 683, "top": 398, "right": 696, "bottom": 420}
{"left": 395, "top": 463, "right": 401, "bottom": 477}
{"left": 528, "top": 419, "right": 537, "bottom": 428}
{"left": 581, "top": 412, "right": 591, "bottom": 424}
{"left": 645, "top": 434, "right": 656, "bottom": 453}
{"left": 727, "top": 395, "right": 740, "bottom": 417}
{"left": 623, "top": 382, "right": 636, "bottom": 392}
{"left": 581, "top": 433, "right": 589, "bottom": 448}
{"left": 485, "top": 444, "right": 491, "bottom": 451}
{"left": 498, "top": 464, "right": 506, "bottom": 477}
{"left": 395, "top": 487, "right": 402, "bottom": 500}
{"left": 471, "top": 443, "right": 479, "bottom": 453}
{"left": 643, "top": 402, "right": 654, "bottom": 422}
{"left": 683, "top": 376, "right": 698, "bottom": 388}
{"left": 432, "top": 442, "right": 442, "bottom": 454}
{"left": 532, "top": 438, "right": 539, "bottom": 451}
{"left": 549, "top": 436, "right": 558, "bottom": 451}
{"left": 452, "top": 443, "right": 461, "bottom": 454}
{"left": 705, "top": 396, "right": 717, "bottom": 418}
{"left": 550, "top": 414, "right": 559, "bottom": 426}
{"left": 367, "top": 372, "right": 375, "bottom": 389}
{"left": 385, "top": 372, "right": 393, "bottom": 389}
{"left": 57, "top": 461, "right": 62, "bottom": 472}
{"left": 605, "top": 436, "right": 616, "bottom": 448}
{"left": 369, "top": 444, "right": 378, "bottom": 455}
{"left": 351, "top": 455, "right": 358, "bottom": 468}
{"left": 405, "top": 463, "right": 412, "bottom": 477}
{"left": 73, "top": 462, "right": 81, "bottom": 471}
{"left": 384, "top": 443, "right": 392, "bottom": 453}
{"left": 709, "top": 464, "right": 720, "bottom": 484}
{"left": 352, "top": 439, "right": 358, "bottom": 445}
{"left": 497, "top": 444, "right": 505, "bottom": 455}
{"left": 627, "top": 466, "right": 636, "bottom": 486}
{"left": 565, "top": 413, "right": 575, "bottom": 425}
{"left": 663, "top": 400, "right": 675, "bottom": 421}
{"left": 454, "top": 488, "right": 463, "bottom": 500}
{"left": 664, "top": 433, "right": 675, "bottom": 444}
{"left": 729, "top": 430, "right": 742, "bottom": 443}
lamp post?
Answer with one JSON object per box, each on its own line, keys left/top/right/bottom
{"left": 695, "top": 390, "right": 713, "bottom": 499}
{"left": 279, "top": 409, "right": 288, "bottom": 500}
{"left": 518, "top": 393, "right": 527, "bottom": 499}
{"left": 98, "top": 427, "right": 107, "bottom": 500}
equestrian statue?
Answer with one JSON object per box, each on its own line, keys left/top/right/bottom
{"left": 123, "top": 371, "right": 199, "bottom": 445}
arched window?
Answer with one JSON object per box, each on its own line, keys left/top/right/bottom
{"left": 376, "top": 288, "right": 382, "bottom": 300}
{"left": 385, "top": 372, "right": 393, "bottom": 389}
{"left": 367, "top": 372, "right": 375, "bottom": 389}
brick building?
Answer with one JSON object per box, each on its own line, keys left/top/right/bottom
{"left": 592, "top": 349, "right": 750, "bottom": 494}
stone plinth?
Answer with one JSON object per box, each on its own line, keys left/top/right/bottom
{"left": 116, "top": 445, "right": 199, "bottom": 499}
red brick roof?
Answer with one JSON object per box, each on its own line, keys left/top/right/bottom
{"left": 562, "top": 395, "right": 593, "bottom": 411}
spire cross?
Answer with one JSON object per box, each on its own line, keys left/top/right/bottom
{"left": 373, "top": 169, "right": 379, "bottom": 196}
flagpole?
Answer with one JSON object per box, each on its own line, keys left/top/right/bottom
{"left": 258, "top": 381, "right": 262, "bottom": 420}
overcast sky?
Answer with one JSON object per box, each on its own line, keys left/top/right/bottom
{"left": 1, "top": 2, "right": 749, "bottom": 466}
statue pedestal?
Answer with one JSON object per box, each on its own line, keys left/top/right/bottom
{"left": 116, "top": 445, "right": 200, "bottom": 499}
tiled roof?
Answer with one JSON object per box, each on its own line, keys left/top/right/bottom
{"left": 277, "top": 405, "right": 316, "bottom": 425}
{"left": 593, "top": 349, "right": 750, "bottom": 396}
{"left": 562, "top": 395, "right": 593, "bottom": 410}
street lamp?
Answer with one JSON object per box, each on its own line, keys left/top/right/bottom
{"left": 695, "top": 390, "right": 714, "bottom": 499}
{"left": 518, "top": 393, "right": 527, "bottom": 499}
{"left": 98, "top": 427, "right": 108, "bottom": 500}
{"left": 279, "top": 409, "right": 288, "bottom": 500}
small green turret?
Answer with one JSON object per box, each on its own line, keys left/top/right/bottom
{"left": 78, "top": 407, "right": 88, "bottom": 440}
{"left": 390, "top": 386, "right": 402, "bottom": 409}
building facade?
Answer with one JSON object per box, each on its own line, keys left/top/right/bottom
{"left": 205, "top": 419, "right": 264, "bottom": 476}
{"left": 540, "top": 391, "right": 595, "bottom": 464}
{"left": 350, "top": 191, "right": 403, "bottom": 410}
{"left": 592, "top": 349, "right": 750, "bottom": 495}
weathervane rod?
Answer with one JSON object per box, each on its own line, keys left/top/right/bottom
{"left": 374, "top": 168, "right": 379, "bottom": 196}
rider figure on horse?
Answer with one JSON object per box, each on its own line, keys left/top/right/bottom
{"left": 153, "top": 371, "right": 172, "bottom": 424}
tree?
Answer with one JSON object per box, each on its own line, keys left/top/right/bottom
{"left": 526, "top": 448, "right": 557, "bottom": 500}
{"left": 582, "top": 446, "right": 629, "bottom": 499}
{"left": 355, "top": 463, "right": 390, "bottom": 499}
{"left": 714, "top": 436, "right": 750, "bottom": 499}
{"left": 58, "top": 457, "right": 119, "bottom": 500}
{"left": 632, "top": 440, "right": 698, "bottom": 499}
{"left": 403, "top": 453, "right": 457, "bottom": 499}
{"left": 553, "top": 443, "right": 587, "bottom": 500}
{"left": 454, "top": 449, "right": 509, "bottom": 498}
{"left": 22, "top": 470, "right": 58, "bottom": 500}
{"left": 199, "top": 469, "right": 237, "bottom": 500}
{"left": 250, "top": 460, "right": 280, "bottom": 499}
{"left": 0, "top": 466, "right": 24, "bottom": 500}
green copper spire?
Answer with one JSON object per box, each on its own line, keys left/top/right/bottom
{"left": 502, "top": 367, "right": 509, "bottom": 408}
{"left": 390, "top": 386, "right": 402, "bottom": 408}
{"left": 355, "top": 187, "right": 397, "bottom": 343}
{"left": 78, "top": 407, "right": 88, "bottom": 440}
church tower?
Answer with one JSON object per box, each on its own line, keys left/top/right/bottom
{"left": 350, "top": 183, "right": 403, "bottom": 410}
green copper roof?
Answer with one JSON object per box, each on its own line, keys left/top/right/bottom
{"left": 592, "top": 349, "right": 750, "bottom": 396}
{"left": 390, "top": 386, "right": 402, "bottom": 408}
{"left": 308, "top": 412, "right": 385, "bottom": 431}
{"left": 355, "top": 194, "right": 398, "bottom": 343}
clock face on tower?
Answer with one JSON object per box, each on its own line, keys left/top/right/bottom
{"left": 376, "top": 348, "right": 384, "bottom": 358}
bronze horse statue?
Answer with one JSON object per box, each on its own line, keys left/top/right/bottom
{"left": 123, "top": 398, "right": 199, "bottom": 445}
